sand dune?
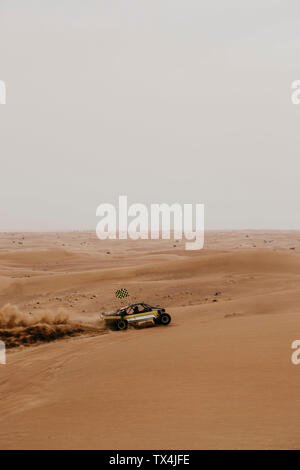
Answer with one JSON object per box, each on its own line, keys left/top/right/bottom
{"left": 0, "top": 248, "right": 76, "bottom": 264}
{"left": 2, "top": 249, "right": 300, "bottom": 301}
{"left": 0, "top": 231, "right": 300, "bottom": 449}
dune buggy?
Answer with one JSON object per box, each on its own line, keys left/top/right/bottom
{"left": 100, "top": 302, "right": 171, "bottom": 331}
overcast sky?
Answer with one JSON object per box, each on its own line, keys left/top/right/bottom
{"left": 1, "top": 0, "right": 300, "bottom": 231}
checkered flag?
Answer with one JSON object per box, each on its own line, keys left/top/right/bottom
{"left": 115, "top": 288, "right": 129, "bottom": 299}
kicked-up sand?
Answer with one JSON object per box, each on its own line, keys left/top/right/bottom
{"left": 0, "top": 230, "right": 300, "bottom": 449}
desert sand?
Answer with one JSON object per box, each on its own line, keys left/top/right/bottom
{"left": 0, "top": 230, "right": 300, "bottom": 449}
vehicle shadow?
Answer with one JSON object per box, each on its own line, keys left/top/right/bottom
{"left": 131, "top": 321, "right": 156, "bottom": 329}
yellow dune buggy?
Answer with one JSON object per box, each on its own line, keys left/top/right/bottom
{"left": 101, "top": 302, "right": 171, "bottom": 331}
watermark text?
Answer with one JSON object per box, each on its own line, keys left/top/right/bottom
{"left": 0, "top": 341, "right": 6, "bottom": 365}
{"left": 0, "top": 80, "right": 6, "bottom": 104}
{"left": 96, "top": 196, "right": 204, "bottom": 250}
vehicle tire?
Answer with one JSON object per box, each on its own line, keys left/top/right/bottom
{"left": 154, "top": 317, "right": 161, "bottom": 325}
{"left": 116, "top": 319, "right": 128, "bottom": 331}
{"left": 159, "top": 313, "right": 171, "bottom": 325}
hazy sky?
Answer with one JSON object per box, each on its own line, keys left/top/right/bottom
{"left": 1, "top": 0, "right": 300, "bottom": 231}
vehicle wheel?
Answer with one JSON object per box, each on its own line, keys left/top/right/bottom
{"left": 154, "top": 317, "right": 161, "bottom": 325}
{"left": 160, "top": 313, "right": 171, "bottom": 325}
{"left": 116, "top": 319, "right": 128, "bottom": 331}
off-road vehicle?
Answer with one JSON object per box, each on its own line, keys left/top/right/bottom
{"left": 101, "top": 302, "right": 171, "bottom": 330}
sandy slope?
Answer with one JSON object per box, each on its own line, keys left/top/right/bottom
{"left": 0, "top": 231, "right": 300, "bottom": 449}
